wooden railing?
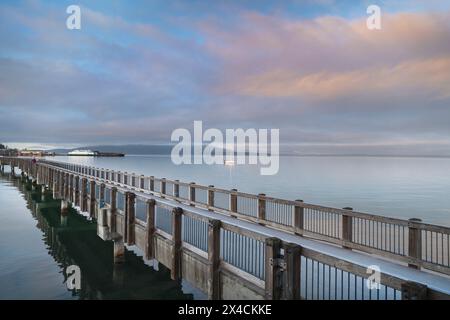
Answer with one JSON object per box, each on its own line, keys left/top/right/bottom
{"left": 2, "top": 156, "right": 450, "bottom": 300}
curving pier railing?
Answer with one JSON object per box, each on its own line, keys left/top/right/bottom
{"left": 2, "top": 156, "right": 450, "bottom": 300}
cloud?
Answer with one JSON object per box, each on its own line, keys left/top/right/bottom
{"left": 1, "top": 1, "right": 450, "bottom": 155}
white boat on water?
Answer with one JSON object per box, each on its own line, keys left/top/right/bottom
{"left": 67, "top": 149, "right": 98, "bottom": 156}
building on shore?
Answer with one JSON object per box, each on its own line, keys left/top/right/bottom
{"left": 18, "top": 149, "right": 55, "bottom": 157}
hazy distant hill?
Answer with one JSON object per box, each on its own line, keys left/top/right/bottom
{"left": 50, "top": 144, "right": 174, "bottom": 155}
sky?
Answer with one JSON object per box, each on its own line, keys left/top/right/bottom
{"left": 1, "top": 0, "right": 450, "bottom": 155}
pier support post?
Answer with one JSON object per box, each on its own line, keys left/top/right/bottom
{"left": 293, "top": 200, "right": 304, "bottom": 234}
{"left": 145, "top": 199, "right": 156, "bottom": 260}
{"left": 282, "top": 243, "right": 301, "bottom": 300}
{"left": 171, "top": 207, "right": 183, "bottom": 280}
{"left": 258, "top": 193, "right": 266, "bottom": 224}
{"left": 109, "top": 188, "right": 118, "bottom": 233}
{"left": 265, "top": 237, "right": 282, "bottom": 300}
{"left": 52, "top": 174, "right": 58, "bottom": 199}
{"left": 61, "top": 200, "right": 69, "bottom": 214}
{"left": 89, "top": 180, "right": 96, "bottom": 218}
{"left": 69, "top": 174, "right": 74, "bottom": 203}
{"left": 207, "top": 219, "right": 221, "bottom": 300}
{"left": 125, "top": 192, "right": 136, "bottom": 245}
{"left": 73, "top": 176, "right": 80, "bottom": 207}
{"left": 408, "top": 218, "right": 422, "bottom": 269}
{"left": 64, "top": 173, "right": 69, "bottom": 200}
{"left": 97, "top": 206, "right": 110, "bottom": 240}
{"left": 342, "top": 207, "right": 353, "bottom": 249}
{"left": 80, "top": 178, "right": 87, "bottom": 212}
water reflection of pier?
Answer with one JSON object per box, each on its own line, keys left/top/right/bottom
{"left": 12, "top": 175, "right": 194, "bottom": 300}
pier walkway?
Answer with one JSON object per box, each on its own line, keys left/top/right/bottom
{"left": 1, "top": 156, "right": 450, "bottom": 300}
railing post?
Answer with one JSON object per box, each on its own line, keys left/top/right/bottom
{"left": 258, "top": 193, "right": 266, "bottom": 223}
{"left": 125, "top": 192, "right": 136, "bottom": 245}
{"left": 408, "top": 218, "right": 422, "bottom": 269}
{"left": 173, "top": 180, "right": 180, "bottom": 198}
{"left": 140, "top": 175, "right": 145, "bottom": 189}
{"left": 161, "top": 178, "right": 166, "bottom": 197}
{"left": 230, "top": 189, "right": 238, "bottom": 217}
{"left": 265, "top": 237, "right": 282, "bottom": 300}
{"left": 282, "top": 242, "right": 301, "bottom": 300}
{"left": 149, "top": 176, "right": 154, "bottom": 192}
{"left": 145, "top": 199, "right": 156, "bottom": 260}
{"left": 342, "top": 207, "right": 353, "bottom": 249}
{"left": 293, "top": 200, "right": 304, "bottom": 234}
{"left": 207, "top": 185, "right": 214, "bottom": 211}
{"left": 171, "top": 207, "right": 183, "bottom": 280}
{"left": 207, "top": 219, "right": 221, "bottom": 300}
{"left": 189, "top": 182, "right": 196, "bottom": 205}
{"left": 401, "top": 281, "right": 428, "bottom": 300}
{"left": 131, "top": 174, "right": 136, "bottom": 188}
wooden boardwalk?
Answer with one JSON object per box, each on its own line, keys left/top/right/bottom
{"left": 2, "top": 156, "right": 450, "bottom": 300}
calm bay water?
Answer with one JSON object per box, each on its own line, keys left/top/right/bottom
{"left": 0, "top": 173, "right": 202, "bottom": 299}
{"left": 1, "top": 155, "right": 450, "bottom": 299}
{"left": 45, "top": 155, "right": 450, "bottom": 226}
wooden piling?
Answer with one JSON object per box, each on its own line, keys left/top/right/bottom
{"left": 265, "top": 237, "right": 282, "bottom": 300}
{"left": 282, "top": 243, "right": 301, "bottom": 300}
{"left": 125, "top": 192, "right": 136, "bottom": 245}
{"left": 171, "top": 207, "right": 183, "bottom": 280}
{"left": 89, "top": 180, "right": 96, "bottom": 217}
{"left": 207, "top": 219, "right": 221, "bottom": 300}
{"left": 145, "top": 199, "right": 156, "bottom": 260}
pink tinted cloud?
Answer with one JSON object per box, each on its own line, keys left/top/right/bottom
{"left": 202, "top": 11, "right": 450, "bottom": 102}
